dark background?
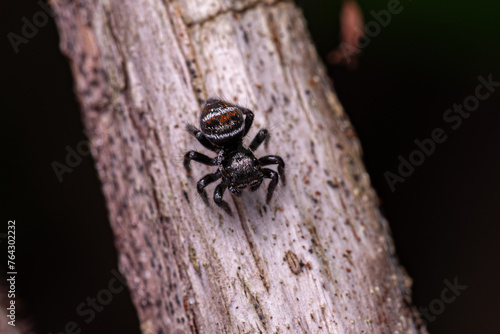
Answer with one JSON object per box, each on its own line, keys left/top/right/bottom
{"left": 2, "top": 0, "right": 499, "bottom": 333}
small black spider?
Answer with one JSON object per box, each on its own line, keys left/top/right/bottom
{"left": 184, "top": 98, "right": 286, "bottom": 216}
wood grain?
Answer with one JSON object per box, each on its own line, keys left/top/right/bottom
{"left": 50, "top": 0, "right": 427, "bottom": 332}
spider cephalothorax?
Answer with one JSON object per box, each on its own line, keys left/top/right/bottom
{"left": 184, "top": 98, "right": 285, "bottom": 216}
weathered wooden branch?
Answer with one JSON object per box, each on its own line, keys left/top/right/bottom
{"left": 50, "top": 0, "right": 426, "bottom": 332}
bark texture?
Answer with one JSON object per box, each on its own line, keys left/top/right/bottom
{"left": 51, "top": 0, "right": 427, "bottom": 333}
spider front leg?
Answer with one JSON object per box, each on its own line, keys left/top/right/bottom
{"left": 240, "top": 107, "right": 254, "bottom": 137}
{"left": 259, "top": 155, "right": 286, "bottom": 186}
{"left": 214, "top": 179, "right": 233, "bottom": 216}
{"left": 197, "top": 171, "right": 221, "bottom": 205}
{"left": 183, "top": 151, "right": 217, "bottom": 177}
{"left": 249, "top": 179, "right": 263, "bottom": 192}
{"left": 186, "top": 124, "right": 219, "bottom": 152}
{"left": 249, "top": 129, "right": 269, "bottom": 151}
{"left": 262, "top": 168, "right": 279, "bottom": 204}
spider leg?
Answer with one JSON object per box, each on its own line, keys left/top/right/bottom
{"left": 250, "top": 179, "right": 263, "bottom": 192}
{"left": 197, "top": 170, "right": 222, "bottom": 205}
{"left": 249, "top": 129, "right": 269, "bottom": 151}
{"left": 186, "top": 124, "right": 219, "bottom": 152}
{"left": 214, "top": 179, "right": 233, "bottom": 216}
{"left": 183, "top": 151, "right": 217, "bottom": 177}
{"left": 259, "top": 155, "right": 286, "bottom": 186}
{"left": 262, "top": 168, "right": 279, "bottom": 204}
{"left": 240, "top": 107, "right": 254, "bottom": 137}
{"left": 228, "top": 185, "right": 242, "bottom": 197}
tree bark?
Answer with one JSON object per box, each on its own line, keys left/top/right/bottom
{"left": 50, "top": 0, "right": 427, "bottom": 333}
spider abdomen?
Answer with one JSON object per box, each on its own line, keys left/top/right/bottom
{"left": 200, "top": 98, "right": 245, "bottom": 146}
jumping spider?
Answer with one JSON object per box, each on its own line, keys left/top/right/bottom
{"left": 184, "top": 98, "right": 286, "bottom": 216}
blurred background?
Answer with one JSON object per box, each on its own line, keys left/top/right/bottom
{"left": 2, "top": 0, "right": 499, "bottom": 333}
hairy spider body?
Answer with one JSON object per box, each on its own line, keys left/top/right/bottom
{"left": 184, "top": 98, "right": 285, "bottom": 216}
{"left": 222, "top": 148, "right": 263, "bottom": 193}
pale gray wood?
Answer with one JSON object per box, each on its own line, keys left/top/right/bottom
{"left": 50, "top": 0, "right": 427, "bottom": 333}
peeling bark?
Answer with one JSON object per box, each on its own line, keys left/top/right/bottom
{"left": 50, "top": 0, "right": 427, "bottom": 333}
